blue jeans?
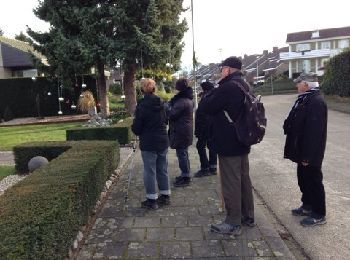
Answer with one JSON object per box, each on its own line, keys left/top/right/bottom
{"left": 176, "top": 148, "right": 190, "bottom": 177}
{"left": 141, "top": 149, "right": 170, "bottom": 200}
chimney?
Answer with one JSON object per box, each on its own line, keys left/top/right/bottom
{"left": 263, "top": 50, "right": 268, "bottom": 55}
{"left": 273, "top": 47, "right": 278, "bottom": 53}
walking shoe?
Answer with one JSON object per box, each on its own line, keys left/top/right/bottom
{"left": 300, "top": 214, "right": 326, "bottom": 227}
{"left": 210, "top": 222, "right": 242, "bottom": 235}
{"left": 209, "top": 168, "right": 217, "bottom": 175}
{"left": 194, "top": 169, "right": 210, "bottom": 178}
{"left": 141, "top": 199, "right": 159, "bottom": 210}
{"left": 291, "top": 206, "right": 312, "bottom": 216}
{"left": 241, "top": 216, "right": 256, "bottom": 227}
{"left": 157, "top": 194, "right": 171, "bottom": 206}
{"left": 173, "top": 176, "right": 191, "bottom": 187}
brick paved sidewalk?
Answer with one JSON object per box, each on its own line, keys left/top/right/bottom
{"left": 78, "top": 147, "right": 296, "bottom": 259}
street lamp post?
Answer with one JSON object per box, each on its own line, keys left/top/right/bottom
{"left": 191, "top": 0, "right": 198, "bottom": 109}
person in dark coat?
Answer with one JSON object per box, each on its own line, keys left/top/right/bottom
{"left": 167, "top": 78, "right": 194, "bottom": 187}
{"left": 283, "top": 73, "right": 328, "bottom": 226}
{"left": 201, "top": 57, "right": 254, "bottom": 235}
{"left": 132, "top": 78, "right": 170, "bottom": 210}
{"left": 194, "top": 80, "right": 218, "bottom": 177}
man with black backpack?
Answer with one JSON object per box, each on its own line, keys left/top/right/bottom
{"left": 202, "top": 56, "right": 260, "bottom": 235}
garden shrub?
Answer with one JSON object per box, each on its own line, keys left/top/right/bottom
{"left": 66, "top": 117, "right": 134, "bottom": 145}
{"left": 0, "top": 140, "right": 119, "bottom": 259}
{"left": 322, "top": 48, "right": 350, "bottom": 97}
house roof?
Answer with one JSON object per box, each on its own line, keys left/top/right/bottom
{"left": 286, "top": 26, "right": 350, "bottom": 43}
{"left": 0, "top": 36, "right": 47, "bottom": 67}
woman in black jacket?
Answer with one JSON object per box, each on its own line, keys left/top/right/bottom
{"left": 132, "top": 78, "right": 170, "bottom": 210}
{"left": 167, "top": 78, "right": 194, "bottom": 187}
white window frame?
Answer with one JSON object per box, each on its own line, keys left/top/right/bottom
{"left": 321, "top": 41, "right": 331, "bottom": 49}
{"left": 296, "top": 43, "right": 311, "bottom": 52}
{"left": 338, "top": 39, "right": 349, "bottom": 49}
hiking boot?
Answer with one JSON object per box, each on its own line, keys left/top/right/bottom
{"left": 194, "top": 169, "right": 210, "bottom": 178}
{"left": 241, "top": 217, "right": 256, "bottom": 227}
{"left": 173, "top": 176, "right": 191, "bottom": 187}
{"left": 291, "top": 206, "right": 312, "bottom": 216}
{"left": 141, "top": 199, "right": 159, "bottom": 210}
{"left": 157, "top": 194, "right": 171, "bottom": 206}
{"left": 210, "top": 222, "right": 241, "bottom": 235}
{"left": 209, "top": 168, "right": 217, "bottom": 175}
{"left": 300, "top": 214, "right": 326, "bottom": 227}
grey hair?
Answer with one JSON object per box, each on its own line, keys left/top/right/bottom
{"left": 305, "top": 81, "right": 319, "bottom": 89}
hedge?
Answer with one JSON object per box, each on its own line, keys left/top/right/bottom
{"left": 0, "top": 140, "right": 119, "bottom": 259}
{"left": 66, "top": 117, "right": 134, "bottom": 145}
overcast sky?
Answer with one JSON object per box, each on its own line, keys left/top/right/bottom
{"left": 1, "top": 0, "right": 349, "bottom": 70}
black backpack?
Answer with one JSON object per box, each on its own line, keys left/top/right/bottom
{"left": 223, "top": 80, "right": 267, "bottom": 146}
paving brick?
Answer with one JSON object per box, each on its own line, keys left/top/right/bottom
{"left": 113, "top": 228, "right": 145, "bottom": 242}
{"left": 175, "top": 227, "right": 203, "bottom": 241}
{"left": 159, "top": 242, "right": 191, "bottom": 259}
{"left": 192, "top": 240, "right": 225, "bottom": 258}
{"left": 146, "top": 227, "right": 175, "bottom": 241}
{"left": 133, "top": 216, "right": 160, "bottom": 228}
{"left": 127, "top": 242, "right": 159, "bottom": 258}
{"left": 161, "top": 215, "right": 188, "bottom": 227}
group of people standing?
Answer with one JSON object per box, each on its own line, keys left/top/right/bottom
{"left": 132, "top": 55, "right": 328, "bottom": 235}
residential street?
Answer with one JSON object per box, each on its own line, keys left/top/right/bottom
{"left": 250, "top": 94, "right": 350, "bottom": 260}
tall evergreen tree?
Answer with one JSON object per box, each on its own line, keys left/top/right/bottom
{"left": 113, "top": 0, "right": 187, "bottom": 113}
{"left": 15, "top": 31, "right": 33, "bottom": 43}
{"left": 28, "top": 0, "right": 187, "bottom": 115}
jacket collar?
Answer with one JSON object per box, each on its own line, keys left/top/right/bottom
{"left": 218, "top": 71, "right": 243, "bottom": 85}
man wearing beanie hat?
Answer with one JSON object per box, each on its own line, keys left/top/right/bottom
{"left": 201, "top": 56, "right": 254, "bottom": 235}
{"left": 283, "top": 73, "right": 328, "bottom": 226}
{"left": 194, "top": 80, "right": 218, "bottom": 177}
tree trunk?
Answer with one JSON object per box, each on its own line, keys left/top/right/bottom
{"left": 96, "top": 60, "right": 109, "bottom": 117}
{"left": 123, "top": 62, "right": 137, "bottom": 115}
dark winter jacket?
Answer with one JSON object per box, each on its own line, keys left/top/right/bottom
{"left": 283, "top": 90, "right": 327, "bottom": 167}
{"left": 195, "top": 92, "right": 213, "bottom": 140}
{"left": 168, "top": 87, "right": 194, "bottom": 149}
{"left": 201, "top": 71, "right": 250, "bottom": 156}
{"left": 132, "top": 93, "right": 169, "bottom": 152}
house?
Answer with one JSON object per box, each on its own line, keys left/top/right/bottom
{"left": 190, "top": 46, "right": 288, "bottom": 86}
{"left": 0, "top": 36, "right": 47, "bottom": 79}
{"left": 280, "top": 26, "right": 350, "bottom": 78}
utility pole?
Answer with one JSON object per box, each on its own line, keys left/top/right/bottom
{"left": 191, "top": 0, "right": 198, "bottom": 109}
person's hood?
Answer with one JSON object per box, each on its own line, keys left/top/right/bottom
{"left": 140, "top": 93, "right": 164, "bottom": 111}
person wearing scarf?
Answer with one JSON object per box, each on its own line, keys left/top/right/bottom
{"left": 283, "top": 73, "right": 328, "bottom": 227}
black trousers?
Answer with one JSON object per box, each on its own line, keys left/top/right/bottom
{"left": 297, "top": 164, "right": 326, "bottom": 216}
{"left": 196, "top": 137, "right": 217, "bottom": 170}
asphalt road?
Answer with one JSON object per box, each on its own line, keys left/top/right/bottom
{"left": 249, "top": 94, "right": 350, "bottom": 260}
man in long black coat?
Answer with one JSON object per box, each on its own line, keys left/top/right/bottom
{"left": 283, "top": 73, "right": 328, "bottom": 227}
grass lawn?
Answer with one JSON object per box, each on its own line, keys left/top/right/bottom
{"left": 0, "top": 122, "right": 82, "bottom": 151}
{"left": 0, "top": 165, "right": 15, "bottom": 181}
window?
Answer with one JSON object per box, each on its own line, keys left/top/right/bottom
{"left": 302, "top": 60, "right": 311, "bottom": 73}
{"left": 338, "top": 39, "right": 349, "bottom": 49}
{"left": 296, "top": 43, "right": 311, "bottom": 52}
{"left": 321, "top": 41, "right": 331, "bottom": 49}
{"left": 311, "top": 31, "right": 319, "bottom": 38}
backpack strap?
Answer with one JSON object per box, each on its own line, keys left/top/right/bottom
{"left": 223, "top": 80, "right": 249, "bottom": 124}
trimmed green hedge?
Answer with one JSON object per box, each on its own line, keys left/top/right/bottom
{"left": 66, "top": 117, "right": 134, "bottom": 145}
{"left": 0, "top": 141, "right": 119, "bottom": 259}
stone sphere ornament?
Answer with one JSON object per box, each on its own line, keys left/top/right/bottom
{"left": 28, "top": 156, "right": 49, "bottom": 173}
